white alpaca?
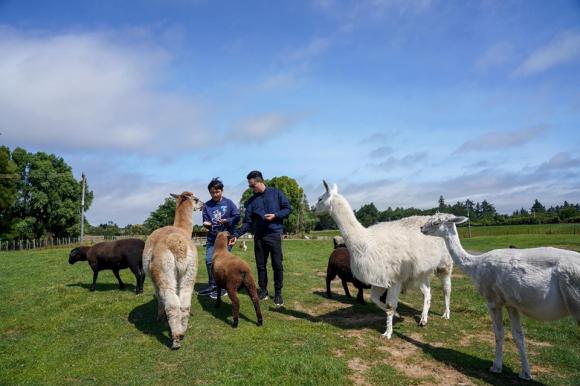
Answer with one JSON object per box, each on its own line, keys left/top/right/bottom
{"left": 421, "top": 213, "right": 580, "bottom": 380}
{"left": 143, "top": 191, "right": 204, "bottom": 349}
{"left": 314, "top": 181, "right": 453, "bottom": 338}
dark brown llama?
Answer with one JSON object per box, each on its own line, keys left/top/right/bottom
{"left": 212, "top": 231, "right": 263, "bottom": 328}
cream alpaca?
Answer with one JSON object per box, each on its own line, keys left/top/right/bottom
{"left": 314, "top": 181, "right": 453, "bottom": 338}
{"left": 143, "top": 192, "right": 204, "bottom": 349}
{"left": 421, "top": 213, "right": 580, "bottom": 380}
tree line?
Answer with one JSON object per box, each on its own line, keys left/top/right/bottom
{"left": 2, "top": 146, "right": 578, "bottom": 241}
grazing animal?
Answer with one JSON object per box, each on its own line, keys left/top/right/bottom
{"left": 314, "top": 181, "right": 453, "bottom": 339}
{"left": 68, "top": 238, "right": 145, "bottom": 294}
{"left": 212, "top": 231, "right": 263, "bottom": 327}
{"left": 326, "top": 246, "right": 371, "bottom": 304}
{"left": 421, "top": 213, "right": 580, "bottom": 380}
{"left": 239, "top": 240, "right": 248, "bottom": 252}
{"left": 142, "top": 192, "right": 204, "bottom": 349}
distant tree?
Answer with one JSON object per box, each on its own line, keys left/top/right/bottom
{"left": 0, "top": 146, "right": 18, "bottom": 237}
{"left": 144, "top": 197, "right": 176, "bottom": 232}
{"left": 355, "top": 202, "right": 380, "bottom": 227}
{"left": 7, "top": 147, "right": 93, "bottom": 239}
{"left": 531, "top": 199, "right": 546, "bottom": 214}
{"left": 438, "top": 195, "right": 448, "bottom": 212}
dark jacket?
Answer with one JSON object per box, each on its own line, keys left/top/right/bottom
{"left": 235, "top": 187, "right": 292, "bottom": 238}
{"left": 202, "top": 197, "right": 240, "bottom": 244}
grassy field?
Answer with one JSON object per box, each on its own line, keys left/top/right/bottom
{"left": 1, "top": 233, "right": 579, "bottom": 385}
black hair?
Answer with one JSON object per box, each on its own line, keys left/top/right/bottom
{"left": 246, "top": 170, "right": 264, "bottom": 182}
{"left": 208, "top": 177, "right": 224, "bottom": 191}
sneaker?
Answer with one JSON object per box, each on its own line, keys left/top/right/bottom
{"left": 274, "top": 293, "right": 284, "bottom": 307}
{"left": 258, "top": 289, "right": 269, "bottom": 301}
{"left": 198, "top": 286, "right": 214, "bottom": 296}
{"left": 210, "top": 289, "right": 227, "bottom": 300}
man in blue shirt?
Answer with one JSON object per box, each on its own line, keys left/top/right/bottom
{"left": 199, "top": 177, "right": 240, "bottom": 299}
{"left": 229, "top": 170, "right": 292, "bottom": 307}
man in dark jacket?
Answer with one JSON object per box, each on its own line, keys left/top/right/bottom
{"left": 230, "top": 170, "right": 292, "bottom": 307}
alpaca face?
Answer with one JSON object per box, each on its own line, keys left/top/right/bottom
{"left": 421, "top": 213, "right": 467, "bottom": 237}
{"left": 171, "top": 191, "right": 204, "bottom": 211}
{"left": 314, "top": 180, "right": 337, "bottom": 215}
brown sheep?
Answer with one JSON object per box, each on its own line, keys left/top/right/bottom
{"left": 68, "top": 238, "right": 145, "bottom": 294}
{"left": 326, "top": 246, "right": 371, "bottom": 304}
{"left": 212, "top": 231, "right": 263, "bottom": 328}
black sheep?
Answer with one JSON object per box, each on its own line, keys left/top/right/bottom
{"left": 68, "top": 238, "right": 146, "bottom": 294}
{"left": 326, "top": 246, "right": 371, "bottom": 304}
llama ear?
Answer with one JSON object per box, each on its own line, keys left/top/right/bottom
{"left": 170, "top": 193, "right": 179, "bottom": 199}
{"left": 323, "top": 180, "right": 329, "bottom": 192}
{"left": 453, "top": 216, "right": 468, "bottom": 224}
{"left": 331, "top": 184, "right": 338, "bottom": 194}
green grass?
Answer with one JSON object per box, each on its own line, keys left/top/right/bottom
{"left": 1, "top": 233, "right": 579, "bottom": 385}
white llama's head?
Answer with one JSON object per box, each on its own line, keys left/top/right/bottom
{"left": 420, "top": 213, "right": 468, "bottom": 237}
{"left": 314, "top": 180, "right": 338, "bottom": 215}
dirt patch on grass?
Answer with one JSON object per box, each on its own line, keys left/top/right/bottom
{"left": 379, "top": 333, "right": 476, "bottom": 385}
{"left": 347, "top": 357, "right": 371, "bottom": 385}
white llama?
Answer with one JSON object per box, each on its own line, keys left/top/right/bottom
{"left": 314, "top": 181, "right": 453, "bottom": 338}
{"left": 421, "top": 212, "right": 580, "bottom": 380}
{"left": 143, "top": 191, "right": 204, "bottom": 349}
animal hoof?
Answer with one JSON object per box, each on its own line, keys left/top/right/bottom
{"left": 232, "top": 320, "right": 239, "bottom": 328}
{"left": 257, "top": 319, "right": 263, "bottom": 326}
{"left": 381, "top": 332, "right": 392, "bottom": 339}
{"left": 90, "top": 287, "right": 96, "bottom": 292}
{"left": 442, "top": 311, "right": 450, "bottom": 319}
{"left": 419, "top": 318, "right": 428, "bottom": 327}
{"left": 489, "top": 365, "right": 502, "bottom": 374}
{"left": 171, "top": 340, "right": 181, "bottom": 350}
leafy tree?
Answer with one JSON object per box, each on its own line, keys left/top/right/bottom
{"left": 6, "top": 147, "right": 93, "bottom": 239}
{"left": 144, "top": 197, "right": 176, "bottom": 232}
{"left": 0, "top": 146, "right": 18, "bottom": 237}
{"left": 355, "top": 202, "right": 380, "bottom": 227}
{"left": 531, "top": 199, "right": 546, "bottom": 214}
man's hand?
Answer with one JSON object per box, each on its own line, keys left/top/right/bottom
{"left": 218, "top": 219, "right": 228, "bottom": 225}
{"left": 202, "top": 221, "right": 212, "bottom": 229}
{"left": 228, "top": 236, "right": 237, "bottom": 246}
{"left": 264, "top": 213, "right": 276, "bottom": 221}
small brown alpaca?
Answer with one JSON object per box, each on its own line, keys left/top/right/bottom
{"left": 212, "top": 231, "right": 263, "bottom": 328}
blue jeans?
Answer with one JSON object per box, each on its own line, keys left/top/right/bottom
{"left": 205, "top": 242, "right": 232, "bottom": 288}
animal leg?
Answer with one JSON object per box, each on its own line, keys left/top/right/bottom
{"left": 356, "top": 285, "right": 365, "bottom": 304}
{"left": 90, "top": 270, "right": 99, "bottom": 291}
{"left": 441, "top": 274, "right": 451, "bottom": 319}
{"left": 418, "top": 281, "right": 432, "bottom": 326}
{"left": 160, "top": 288, "right": 183, "bottom": 349}
{"left": 177, "top": 276, "right": 195, "bottom": 337}
{"left": 341, "top": 279, "right": 352, "bottom": 298}
{"left": 487, "top": 303, "right": 504, "bottom": 374}
{"left": 215, "top": 286, "right": 223, "bottom": 308}
{"left": 129, "top": 264, "right": 142, "bottom": 294}
{"left": 244, "top": 273, "right": 263, "bottom": 326}
{"left": 326, "top": 267, "right": 335, "bottom": 298}
{"left": 113, "top": 269, "right": 125, "bottom": 290}
{"left": 229, "top": 289, "right": 240, "bottom": 328}
{"left": 155, "top": 288, "right": 166, "bottom": 322}
{"left": 382, "top": 282, "right": 402, "bottom": 339}
{"left": 370, "top": 286, "right": 387, "bottom": 311}
{"left": 507, "top": 307, "right": 532, "bottom": 380}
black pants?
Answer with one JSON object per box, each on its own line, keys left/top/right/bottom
{"left": 254, "top": 233, "right": 284, "bottom": 293}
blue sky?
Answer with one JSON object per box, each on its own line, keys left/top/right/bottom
{"left": 1, "top": 0, "right": 579, "bottom": 226}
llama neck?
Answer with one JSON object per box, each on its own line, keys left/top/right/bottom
{"left": 330, "top": 194, "right": 367, "bottom": 244}
{"left": 443, "top": 225, "right": 477, "bottom": 277}
{"left": 213, "top": 237, "right": 228, "bottom": 257}
{"left": 173, "top": 201, "right": 193, "bottom": 235}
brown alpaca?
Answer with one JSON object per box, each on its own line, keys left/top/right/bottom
{"left": 212, "top": 231, "right": 263, "bottom": 328}
{"left": 142, "top": 192, "right": 204, "bottom": 349}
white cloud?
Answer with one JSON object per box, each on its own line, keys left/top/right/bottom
{"left": 475, "top": 42, "right": 516, "bottom": 72}
{"left": 456, "top": 126, "right": 547, "bottom": 153}
{"left": 229, "top": 112, "right": 301, "bottom": 143}
{"left": 513, "top": 30, "right": 580, "bottom": 77}
{"left": 0, "top": 27, "right": 211, "bottom": 155}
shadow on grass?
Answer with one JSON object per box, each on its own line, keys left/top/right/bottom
{"left": 395, "top": 332, "right": 547, "bottom": 386}
{"left": 127, "top": 297, "right": 172, "bottom": 348}
{"left": 66, "top": 282, "right": 136, "bottom": 292}
{"left": 312, "top": 290, "right": 369, "bottom": 306}
{"left": 194, "top": 283, "right": 258, "bottom": 327}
